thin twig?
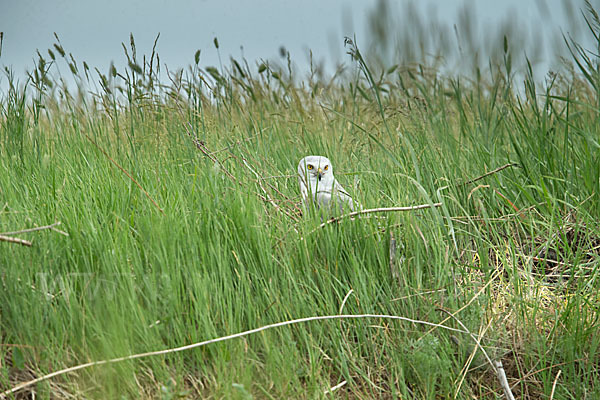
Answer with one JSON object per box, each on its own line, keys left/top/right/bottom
{"left": 391, "top": 288, "right": 446, "bottom": 302}
{"left": 437, "top": 310, "right": 495, "bottom": 368}
{"left": 186, "top": 124, "right": 238, "bottom": 183}
{"left": 180, "top": 118, "right": 286, "bottom": 211}
{"left": 0, "top": 344, "right": 37, "bottom": 349}
{"left": 173, "top": 95, "right": 239, "bottom": 185}
{"left": 477, "top": 358, "right": 583, "bottom": 397}
{"left": 549, "top": 369, "right": 561, "bottom": 400}
{"left": 83, "top": 132, "right": 165, "bottom": 215}
{"left": 259, "top": 174, "right": 296, "bottom": 180}
{"left": 389, "top": 231, "right": 399, "bottom": 280}
{"left": 232, "top": 151, "right": 303, "bottom": 217}
{"left": 324, "top": 380, "right": 347, "bottom": 395}
{"left": 450, "top": 204, "right": 540, "bottom": 222}
{"left": 310, "top": 203, "right": 442, "bottom": 233}
{"left": 339, "top": 289, "right": 354, "bottom": 314}
{"left": 437, "top": 163, "right": 520, "bottom": 192}
{"left": 51, "top": 227, "right": 70, "bottom": 237}
{"left": 461, "top": 163, "right": 519, "bottom": 186}
{"left": 183, "top": 117, "right": 301, "bottom": 221}
{"left": 508, "top": 360, "right": 578, "bottom": 390}
{"left": 207, "top": 133, "right": 262, "bottom": 156}
{"left": 0, "top": 235, "right": 32, "bottom": 247}
{"left": 2, "top": 314, "right": 467, "bottom": 398}
{"left": 438, "top": 309, "right": 515, "bottom": 400}
{"left": 494, "top": 360, "right": 516, "bottom": 400}
{"left": 1, "top": 222, "right": 62, "bottom": 236}
{"left": 241, "top": 158, "right": 299, "bottom": 222}
{"left": 418, "top": 268, "right": 501, "bottom": 342}
{"left": 517, "top": 253, "right": 578, "bottom": 269}
{"left": 494, "top": 189, "right": 521, "bottom": 214}
{"left": 0, "top": 222, "right": 67, "bottom": 246}
{"left": 453, "top": 314, "right": 495, "bottom": 396}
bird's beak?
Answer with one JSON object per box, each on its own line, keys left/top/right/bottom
{"left": 317, "top": 167, "right": 323, "bottom": 181}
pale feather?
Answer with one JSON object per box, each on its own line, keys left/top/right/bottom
{"left": 297, "top": 155, "right": 358, "bottom": 215}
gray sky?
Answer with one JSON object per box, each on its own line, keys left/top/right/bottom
{"left": 0, "top": 0, "right": 594, "bottom": 84}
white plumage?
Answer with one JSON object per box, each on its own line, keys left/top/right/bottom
{"left": 297, "top": 155, "right": 357, "bottom": 214}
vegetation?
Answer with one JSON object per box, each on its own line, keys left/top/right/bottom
{"left": 1, "top": 4, "right": 599, "bottom": 399}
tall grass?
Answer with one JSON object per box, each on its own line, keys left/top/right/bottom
{"left": 1, "top": 4, "right": 599, "bottom": 399}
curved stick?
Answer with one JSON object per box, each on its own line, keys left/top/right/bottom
{"left": 310, "top": 203, "right": 442, "bottom": 233}
{"left": 2, "top": 313, "right": 465, "bottom": 397}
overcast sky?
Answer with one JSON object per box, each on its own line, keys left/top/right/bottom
{"left": 0, "top": 0, "right": 595, "bottom": 84}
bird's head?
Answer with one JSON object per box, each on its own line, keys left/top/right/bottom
{"left": 298, "top": 155, "right": 332, "bottom": 184}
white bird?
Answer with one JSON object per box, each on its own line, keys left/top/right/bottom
{"left": 297, "top": 155, "right": 358, "bottom": 215}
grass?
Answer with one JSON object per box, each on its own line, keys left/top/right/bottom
{"left": 1, "top": 8, "right": 600, "bottom": 399}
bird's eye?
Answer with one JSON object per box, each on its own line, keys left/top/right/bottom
{"left": 307, "top": 164, "right": 314, "bottom": 170}
{"left": 324, "top": 165, "right": 329, "bottom": 171}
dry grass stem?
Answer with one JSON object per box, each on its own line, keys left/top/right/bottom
{"left": 419, "top": 269, "right": 501, "bottom": 341}
{"left": 508, "top": 359, "right": 582, "bottom": 391}
{"left": 207, "top": 133, "right": 261, "bottom": 156}
{"left": 0, "top": 222, "right": 68, "bottom": 246}
{"left": 461, "top": 163, "right": 520, "bottom": 186}
{"left": 83, "top": 132, "right": 165, "bottom": 215}
{"left": 549, "top": 369, "right": 561, "bottom": 400}
{"left": 1, "top": 314, "right": 467, "bottom": 398}
{"left": 389, "top": 231, "right": 400, "bottom": 280}
{"left": 1, "top": 221, "right": 63, "bottom": 236}
{"left": 438, "top": 309, "right": 515, "bottom": 400}
{"left": 494, "top": 360, "right": 516, "bottom": 400}
{"left": 182, "top": 121, "right": 238, "bottom": 183}
{"left": 338, "top": 289, "right": 354, "bottom": 314}
{"left": 0, "top": 234, "right": 32, "bottom": 247}
{"left": 241, "top": 158, "right": 299, "bottom": 222}
{"left": 311, "top": 203, "right": 442, "bottom": 232}
{"left": 324, "top": 380, "right": 347, "bottom": 395}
